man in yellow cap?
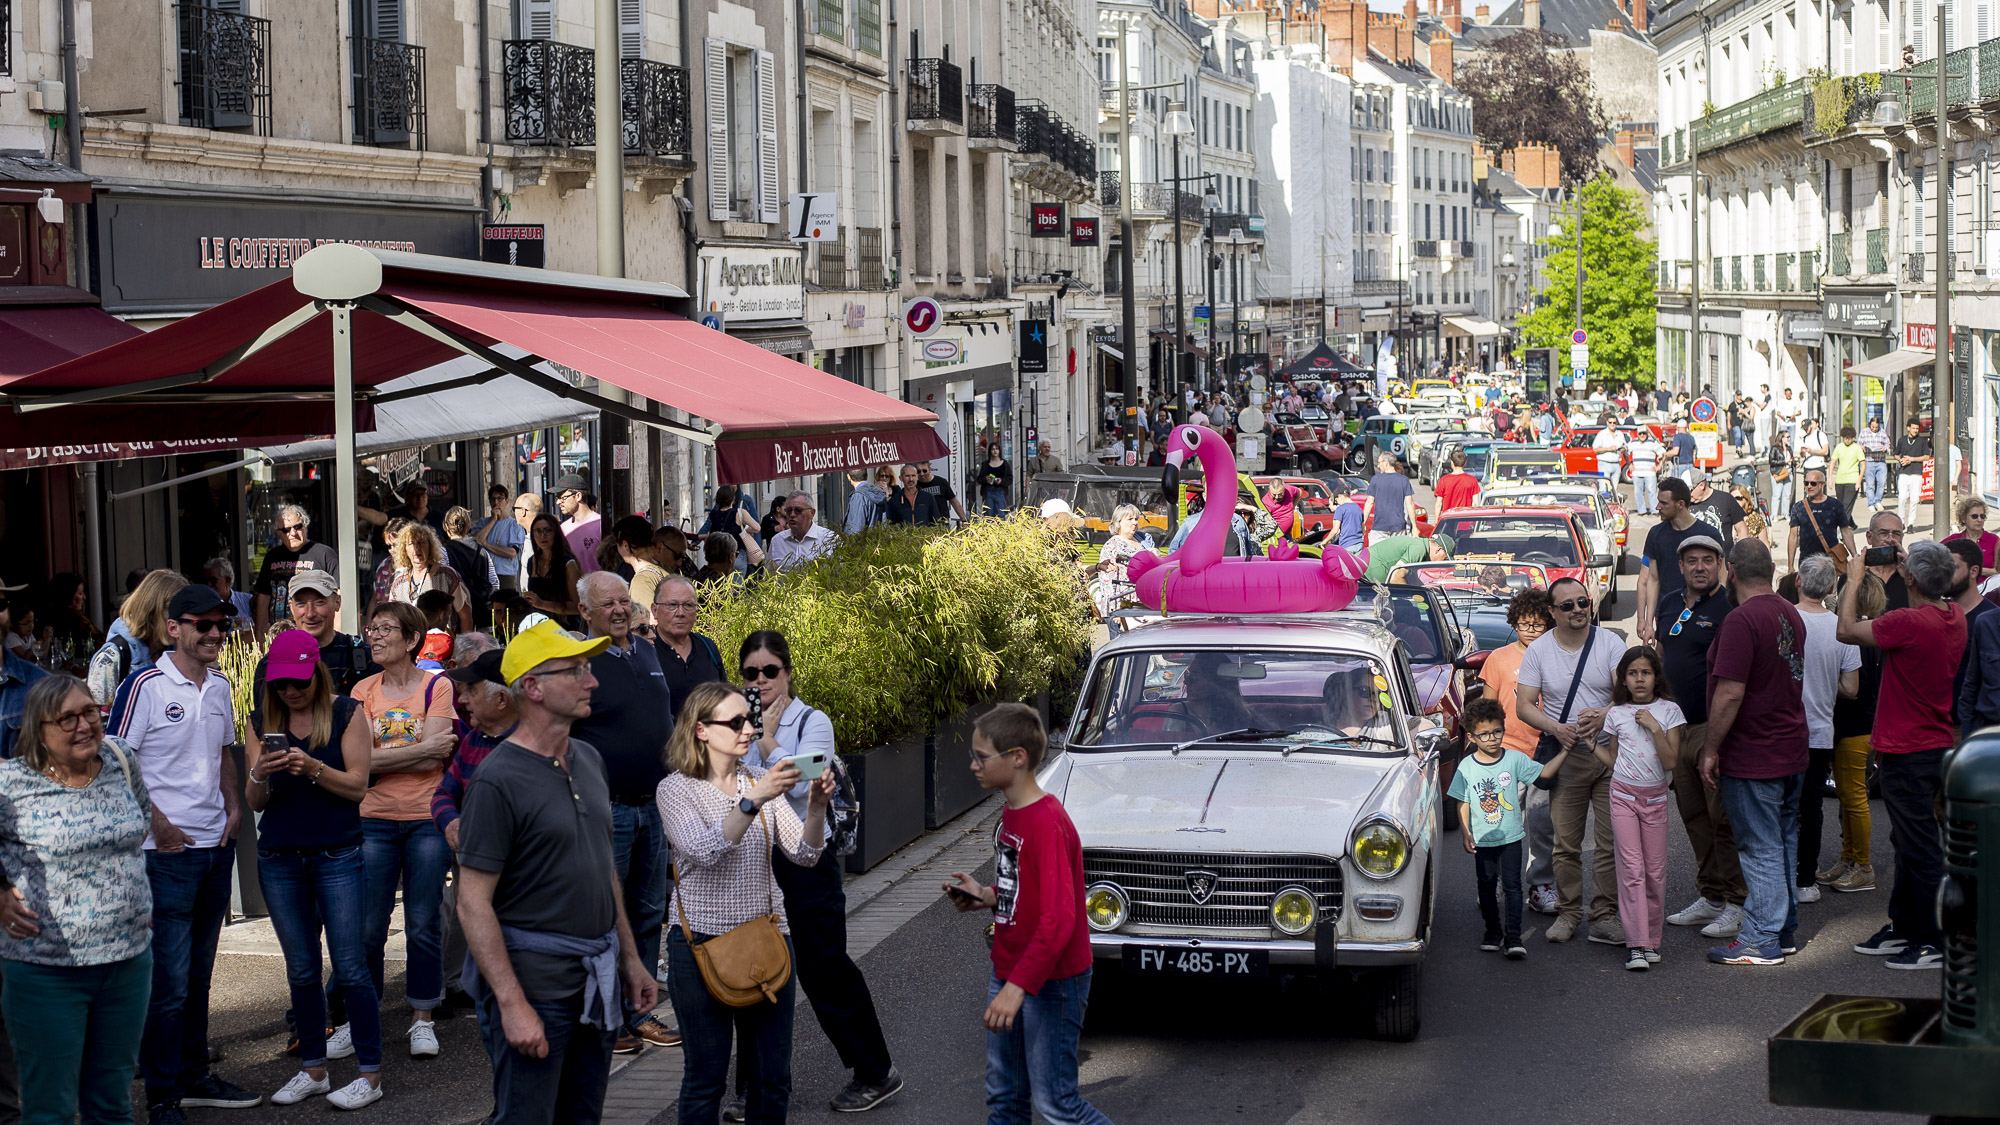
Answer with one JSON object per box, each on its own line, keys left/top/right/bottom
{"left": 454, "top": 623, "right": 659, "bottom": 1124}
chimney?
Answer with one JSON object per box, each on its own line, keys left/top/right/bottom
{"left": 1404, "top": 0, "right": 1417, "bottom": 19}
{"left": 1444, "top": 0, "right": 1464, "bottom": 33}
{"left": 1429, "top": 34, "right": 1454, "bottom": 82}
{"left": 1633, "top": 0, "right": 1647, "bottom": 31}
{"left": 1524, "top": 0, "right": 1541, "bottom": 28}
{"left": 1473, "top": 149, "right": 1489, "bottom": 179}
{"left": 1615, "top": 129, "right": 1636, "bottom": 168}
{"left": 1320, "top": 1, "right": 1368, "bottom": 68}
{"left": 1608, "top": 14, "right": 1623, "bottom": 32}
{"left": 1474, "top": 2, "right": 1490, "bottom": 21}
{"left": 1428, "top": 0, "right": 1439, "bottom": 20}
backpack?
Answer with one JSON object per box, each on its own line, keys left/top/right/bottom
{"left": 446, "top": 538, "right": 494, "bottom": 620}
{"left": 787, "top": 702, "right": 859, "bottom": 857}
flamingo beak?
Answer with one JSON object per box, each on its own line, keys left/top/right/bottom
{"left": 1165, "top": 449, "right": 1187, "bottom": 470}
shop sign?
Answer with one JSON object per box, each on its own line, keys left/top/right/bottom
{"left": 1783, "top": 314, "right": 1823, "bottom": 345}
{"left": 1019, "top": 320, "right": 1049, "bottom": 373}
{"left": 1070, "top": 217, "right": 1099, "bottom": 246}
{"left": 698, "top": 245, "right": 805, "bottom": 323}
{"left": 1907, "top": 323, "right": 1941, "bottom": 350}
{"left": 716, "top": 425, "right": 948, "bottom": 482}
{"left": 0, "top": 438, "right": 251, "bottom": 471}
{"left": 1031, "top": 203, "right": 1065, "bottom": 238}
{"left": 1821, "top": 289, "right": 1895, "bottom": 336}
{"left": 94, "top": 191, "right": 479, "bottom": 313}
{"left": 482, "top": 224, "right": 545, "bottom": 268}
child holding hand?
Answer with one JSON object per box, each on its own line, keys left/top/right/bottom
{"left": 1448, "top": 697, "right": 1573, "bottom": 958}
{"left": 1596, "top": 647, "right": 1686, "bottom": 971}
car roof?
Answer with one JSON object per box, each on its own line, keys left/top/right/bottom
{"left": 1436, "top": 505, "right": 1581, "bottom": 520}
{"left": 1098, "top": 613, "right": 1400, "bottom": 658}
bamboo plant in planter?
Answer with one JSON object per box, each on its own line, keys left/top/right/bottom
{"left": 698, "top": 513, "right": 1092, "bottom": 870}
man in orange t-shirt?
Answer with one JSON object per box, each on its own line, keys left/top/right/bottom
{"left": 1433, "top": 450, "right": 1482, "bottom": 515}
{"left": 1477, "top": 588, "right": 1558, "bottom": 912}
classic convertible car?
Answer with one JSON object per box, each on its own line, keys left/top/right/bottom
{"left": 1046, "top": 612, "right": 1444, "bottom": 1040}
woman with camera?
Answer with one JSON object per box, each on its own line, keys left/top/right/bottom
{"left": 247, "top": 631, "right": 383, "bottom": 1109}
{"left": 658, "top": 681, "right": 833, "bottom": 1124}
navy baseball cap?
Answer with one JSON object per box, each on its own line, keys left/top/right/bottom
{"left": 167, "top": 584, "right": 231, "bottom": 619}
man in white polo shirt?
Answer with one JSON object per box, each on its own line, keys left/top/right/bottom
{"left": 109, "top": 584, "right": 261, "bottom": 1123}
{"left": 768, "top": 490, "right": 837, "bottom": 571}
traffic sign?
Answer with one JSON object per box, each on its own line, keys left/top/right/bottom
{"left": 1690, "top": 396, "right": 1718, "bottom": 424}
{"left": 903, "top": 296, "right": 942, "bottom": 337}
{"left": 1571, "top": 329, "right": 1588, "bottom": 345}
{"left": 1570, "top": 343, "right": 1589, "bottom": 368}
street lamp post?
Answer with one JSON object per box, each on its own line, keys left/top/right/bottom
{"left": 1165, "top": 103, "right": 1194, "bottom": 406}
{"left": 1933, "top": 0, "right": 1956, "bottom": 533}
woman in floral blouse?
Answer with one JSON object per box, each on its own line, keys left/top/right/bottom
{"left": 0, "top": 673, "right": 154, "bottom": 1124}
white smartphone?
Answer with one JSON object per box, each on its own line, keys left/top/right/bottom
{"left": 785, "top": 750, "right": 828, "bottom": 780}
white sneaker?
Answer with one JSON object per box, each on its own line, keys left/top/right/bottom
{"left": 1795, "top": 884, "right": 1823, "bottom": 904}
{"left": 327, "top": 1078, "right": 383, "bottom": 1111}
{"left": 1667, "top": 896, "right": 1724, "bottom": 926}
{"left": 1701, "top": 903, "right": 1746, "bottom": 938}
{"left": 271, "top": 1072, "right": 330, "bottom": 1106}
{"left": 407, "top": 1021, "right": 439, "bottom": 1058}
{"left": 326, "top": 1024, "right": 355, "bottom": 1060}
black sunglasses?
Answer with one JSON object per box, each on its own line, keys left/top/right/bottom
{"left": 1552, "top": 598, "right": 1590, "bottom": 613}
{"left": 703, "top": 714, "right": 753, "bottom": 733}
{"left": 741, "top": 663, "right": 784, "bottom": 681}
{"left": 270, "top": 677, "right": 313, "bottom": 690}
{"left": 178, "top": 618, "right": 227, "bottom": 634}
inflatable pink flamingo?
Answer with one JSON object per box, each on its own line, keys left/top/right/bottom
{"left": 1127, "top": 424, "right": 1366, "bottom": 613}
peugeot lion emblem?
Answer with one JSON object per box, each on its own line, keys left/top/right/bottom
{"left": 1184, "top": 869, "right": 1220, "bottom": 906}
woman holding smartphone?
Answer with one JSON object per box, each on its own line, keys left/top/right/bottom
{"left": 729, "top": 631, "right": 902, "bottom": 1118}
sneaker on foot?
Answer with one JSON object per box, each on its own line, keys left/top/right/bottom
{"left": 326, "top": 1024, "right": 355, "bottom": 1061}
{"left": 721, "top": 1096, "right": 747, "bottom": 1123}
{"left": 1546, "top": 915, "right": 1579, "bottom": 942}
{"left": 634, "top": 1014, "right": 681, "bottom": 1047}
{"left": 272, "top": 1072, "right": 330, "bottom": 1106}
{"left": 1504, "top": 942, "right": 1527, "bottom": 959}
{"left": 1642, "top": 947, "right": 1662, "bottom": 964}
{"left": 830, "top": 1067, "right": 904, "bottom": 1113}
{"left": 1833, "top": 864, "right": 1876, "bottom": 893}
{"left": 1479, "top": 931, "right": 1503, "bottom": 953}
{"left": 1528, "top": 884, "right": 1559, "bottom": 915}
{"left": 1700, "top": 904, "right": 1745, "bottom": 938}
{"left": 327, "top": 1078, "right": 383, "bottom": 1111}
{"left": 1707, "top": 939, "right": 1784, "bottom": 965}
{"left": 1795, "top": 884, "right": 1822, "bottom": 904}
{"left": 1886, "top": 944, "right": 1943, "bottom": 970}
{"left": 148, "top": 1102, "right": 188, "bottom": 1125}
{"left": 1667, "top": 896, "right": 1725, "bottom": 926}
{"left": 1854, "top": 924, "right": 1908, "bottom": 956}
{"left": 407, "top": 1021, "right": 439, "bottom": 1058}
{"left": 1625, "top": 948, "right": 1649, "bottom": 971}
{"left": 1815, "top": 860, "right": 1852, "bottom": 885}
{"left": 1588, "top": 919, "right": 1628, "bottom": 946}
{"left": 612, "top": 1034, "right": 645, "bottom": 1055}
{"left": 181, "top": 1075, "right": 262, "bottom": 1109}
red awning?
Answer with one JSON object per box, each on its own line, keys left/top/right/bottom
{"left": 0, "top": 304, "right": 145, "bottom": 377}
{"left": 0, "top": 253, "right": 944, "bottom": 483}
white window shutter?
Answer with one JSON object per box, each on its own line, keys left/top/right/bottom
{"left": 1980, "top": 0, "right": 1992, "bottom": 42}
{"left": 1879, "top": 0, "right": 1893, "bottom": 67}
{"left": 521, "top": 0, "right": 556, "bottom": 40}
{"left": 620, "top": 0, "right": 645, "bottom": 58}
{"left": 706, "top": 38, "right": 731, "bottom": 222}
{"left": 754, "top": 49, "right": 780, "bottom": 224}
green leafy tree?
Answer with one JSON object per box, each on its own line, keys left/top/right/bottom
{"left": 1519, "top": 176, "right": 1658, "bottom": 388}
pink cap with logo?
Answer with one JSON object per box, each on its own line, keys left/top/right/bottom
{"left": 265, "top": 630, "right": 321, "bottom": 682}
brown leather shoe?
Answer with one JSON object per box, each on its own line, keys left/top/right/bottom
{"left": 612, "top": 1034, "right": 645, "bottom": 1055}
{"left": 635, "top": 1014, "right": 682, "bottom": 1047}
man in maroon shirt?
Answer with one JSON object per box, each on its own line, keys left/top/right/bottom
{"left": 1838, "top": 539, "right": 1967, "bottom": 970}
{"left": 1699, "top": 539, "right": 1808, "bottom": 966}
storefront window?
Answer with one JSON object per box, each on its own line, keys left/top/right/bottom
{"left": 1985, "top": 375, "right": 2000, "bottom": 502}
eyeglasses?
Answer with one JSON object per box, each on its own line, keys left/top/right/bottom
{"left": 1806, "top": 479, "right": 1826, "bottom": 488}
{"left": 969, "top": 747, "right": 1019, "bottom": 766}
{"left": 528, "top": 664, "right": 592, "bottom": 682}
{"left": 784, "top": 506, "right": 812, "bottom": 516}
{"left": 702, "top": 714, "right": 753, "bottom": 732}
{"left": 1552, "top": 598, "right": 1590, "bottom": 613}
{"left": 364, "top": 624, "right": 404, "bottom": 637}
{"left": 45, "top": 707, "right": 101, "bottom": 733}
{"left": 1469, "top": 728, "right": 1506, "bottom": 742}
{"left": 655, "top": 601, "right": 698, "bottom": 612}
{"left": 1669, "top": 607, "right": 1694, "bottom": 637}
{"left": 270, "top": 678, "right": 312, "bottom": 691}
{"left": 559, "top": 490, "right": 581, "bottom": 500}
{"left": 177, "top": 618, "right": 227, "bottom": 635}
{"left": 513, "top": 506, "right": 530, "bottom": 513}
{"left": 741, "top": 663, "right": 785, "bottom": 681}
{"left": 279, "top": 523, "right": 307, "bottom": 535}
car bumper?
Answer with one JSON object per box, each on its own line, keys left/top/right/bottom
{"left": 1089, "top": 932, "right": 1426, "bottom": 969}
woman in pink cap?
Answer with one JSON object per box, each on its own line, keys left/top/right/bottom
{"left": 246, "top": 630, "right": 384, "bottom": 1109}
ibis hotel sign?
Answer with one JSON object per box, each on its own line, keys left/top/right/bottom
{"left": 698, "top": 245, "right": 805, "bottom": 322}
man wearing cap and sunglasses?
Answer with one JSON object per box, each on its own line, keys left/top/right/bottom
{"left": 456, "top": 622, "right": 658, "bottom": 1125}
{"left": 1653, "top": 534, "right": 1750, "bottom": 938}
{"left": 109, "top": 584, "right": 263, "bottom": 1122}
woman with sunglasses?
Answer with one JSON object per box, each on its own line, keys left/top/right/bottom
{"left": 247, "top": 631, "right": 383, "bottom": 1109}
{"left": 1943, "top": 496, "right": 1998, "bottom": 571}
{"left": 658, "top": 681, "right": 835, "bottom": 1123}
{"left": 0, "top": 674, "right": 153, "bottom": 1125}
{"left": 522, "top": 512, "right": 581, "bottom": 625}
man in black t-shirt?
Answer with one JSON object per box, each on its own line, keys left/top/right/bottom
{"left": 1687, "top": 477, "right": 1745, "bottom": 547}
{"left": 913, "top": 461, "right": 967, "bottom": 523}
{"left": 1892, "top": 422, "right": 1932, "bottom": 528}
{"left": 1638, "top": 477, "right": 1706, "bottom": 643}
{"left": 253, "top": 503, "right": 341, "bottom": 634}
{"left": 1787, "top": 469, "right": 1855, "bottom": 573}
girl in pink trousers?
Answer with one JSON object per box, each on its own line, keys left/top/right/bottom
{"left": 1595, "top": 648, "right": 1685, "bottom": 971}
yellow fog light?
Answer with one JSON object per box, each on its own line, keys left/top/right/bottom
{"left": 1352, "top": 822, "right": 1409, "bottom": 879}
{"left": 1084, "top": 883, "right": 1129, "bottom": 932}
{"left": 1270, "top": 886, "right": 1317, "bottom": 935}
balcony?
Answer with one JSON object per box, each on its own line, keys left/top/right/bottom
{"left": 906, "top": 57, "right": 963, "bottom": 134}
{"left": 813, "top": 229, "right": 887, "bottom": 289}
{"left": 855, "top": 228, "right": 886, "bottom": 288}
{"left": 1831, "top": 231, "right": 1852, "bottom": 276}
{"left": 1211, "top": 212, "right": 1264, "bottom": 241}
{"left": 968, "top": 83, "right": 1016, "bottom": 151}
{"left": 1712, "top": 257, "right": 1725, "bottom": 290}
{"left": 176, "top": 4, "right": 272, "bottom": 134}
{"left": 1354, "top": 278, "right": 1405, "bottom": 297}
{"left": 1014, "top": 101, "right": 1095, "bottom": 185}
{"left": 1799, "top": 250, "right": 1817, "bottom": 290}
{"left": 621, "top": 58, "right": 691, "bottom": 157}
{"left": 1804, "top": 75, "right": 1898, "bottom": 144}
{"left": 1126, "top": 182, "right": 1201, "bottom": 224}
{"left": 1731, "top": 255, "right": 1743, "bottom": 290}
{"left": 1457, "top": 239, "right": 1475, "bottom": 258}
{"left": 1100, "top": 171, "right": 1120, "bottom": 209}
{"left": 817, "top": 236, "right": 845, "bottom": 288}
{"left": 1866, "top": 228, "right": 1888, "bottom": 274}
{"left": 1753, "top": 253, "right": 1768, "bottom": 291}
{"left": 501, "top": 43, "right": 690, "bottom": 157}
{"left": 1775, "top": 252, "right": 1791, "bottom": 292}
{"left": 1908, "top": 252, "right": 1926, "bottom": 283}
{"left": 351, "top": 37, "right": 426, "bottom": 147}
{"left": 1694, "top": 79, "right": 1808, "bottom": 156}
{"left": 1898, "top": 53, "right": 1972, "bottom": 118}
{"left": 1414, "top": 240, "right": 1438, "bottom": 258}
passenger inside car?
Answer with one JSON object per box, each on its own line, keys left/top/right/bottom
{"left": 1319, "top": 666, "right": 1387, "bottom": 737}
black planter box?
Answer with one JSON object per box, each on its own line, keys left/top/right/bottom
{"left": 844, "top": 737, "right": 927, "bottom": 874}
{"left": 927, "top": 702, "right": 996, "bottom": 829}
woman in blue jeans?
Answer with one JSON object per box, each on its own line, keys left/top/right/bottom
{"left": 0, "top": 675, "right": 154, "bottom": 1125}
{"left": 248, "top": 630, "right": 384, "bottom": 1109}
{"left": 978, "top": 445, "right": 1012, "bottom": 517}
{"left": 658, "top": 681, "right": 833, "bottom": 1125}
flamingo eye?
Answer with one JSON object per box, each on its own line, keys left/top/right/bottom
{"left": 1183, "top": 427, "right": 1200, "bottom": 443}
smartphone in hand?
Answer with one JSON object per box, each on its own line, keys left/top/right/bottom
{"left": 786, "top": 750, "right": 828, "bottom": 780}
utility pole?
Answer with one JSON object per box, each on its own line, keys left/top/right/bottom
{"left": 1118, "top": 19, "right": 1139, "bottom": 444}
{"left": 1933, "top": 0, "right": 1955, "bottom": 532}
{"left": 1689, "top": 17, "right": 1708, "bottom": 397}
{"left": 1172, "top": 129, "right": 1186, "bottom": 409}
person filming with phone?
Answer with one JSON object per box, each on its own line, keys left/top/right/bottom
{"left": 728, "top": 630, "right": 900, "bottom": 1118}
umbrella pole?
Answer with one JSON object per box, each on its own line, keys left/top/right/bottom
{"left": 331, "top": 302, "right": 362, "bottom": 635}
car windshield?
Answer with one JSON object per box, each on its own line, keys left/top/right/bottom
{"left": 1488, "top": 491, "right": 1597, "bottom": 526}
{"left": 1460, "top": 445, "right": 1493, "bottom": 476}
{"left": 1071, "top": 649, "right": 1402, "bottom": 750}
{"left": 1491, "top": 453, "right": 1565, "bottom": 481}
{"left": 1434, "top": 514, "right": 1580, "bottom": 567}
{"left": 1076, "top": 480, "right": 1172, "bottom": 525}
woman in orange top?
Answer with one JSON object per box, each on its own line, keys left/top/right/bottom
{"left": 1477, "top": 588, "right": 1558, "bottom": 912}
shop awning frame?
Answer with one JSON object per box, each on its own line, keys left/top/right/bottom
{"left": 1443, "top": 316, "right": 1501, "bottom": 338}
{"left": 1842, "top": 347, "right": 1934, "bottom": 379}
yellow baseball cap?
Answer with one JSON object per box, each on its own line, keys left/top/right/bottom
{"left": 502, "top": 621, "right": 612, "bottom": 685}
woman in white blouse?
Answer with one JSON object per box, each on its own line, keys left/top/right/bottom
{"left": 657, "top": 681, "right": 832, "bottom": 1124}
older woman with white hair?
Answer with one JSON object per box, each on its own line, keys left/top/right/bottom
{"left": 1788, "top": 556, "right": 1860, "bottom": 905}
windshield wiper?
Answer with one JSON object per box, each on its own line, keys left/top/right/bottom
{"left": 1282, "top": 728, "right": 1405, "bottom": 753}
{"left": 1168, "top": 728, "right": 1296, "bottom": 755}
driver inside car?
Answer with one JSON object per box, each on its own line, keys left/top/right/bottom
{"left": 1180, "top": 653, "right": 1253, "bottom": 734}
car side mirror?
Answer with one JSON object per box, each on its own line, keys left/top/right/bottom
{"left": 1414, "top": 726, "right": 1452, "bottom": 761}
{"left": 1047, "top": 732, "right": 1068, "bottom": 755}
{"left": 1455, "top": 649, "right": 1490, "bottom": 672}
{"left": 1590, "top": 552, "right": 1616, "bottom": 569}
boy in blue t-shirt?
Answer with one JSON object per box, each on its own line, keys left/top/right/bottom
{"left": 1447, "top": 698, "right": 1575, "bottom": 957}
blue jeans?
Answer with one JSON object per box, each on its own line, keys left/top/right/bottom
{"left": 142, "top": 843, "right": 234, "bottom": 1102}
{"left": 1631, "top": 473, "right": 1658, "bottom": 515}
{"left": 1, "top": 953, "right": 150, "bottom": 1125}
{"left": 473, "top": 984, "right": 614, "bottom": 1125}
{"left": 1864, "top": 460, "right": 1887, "bottom": 508}
{"left": 982, "top": 487, "right": 1008, "bottom": 517}
{"left": 609, "top": 801, "right": 669, "bottom": 1034}
{"left": 668, "top": 928, "right": 795, "bottom": 1125}
{"left": 1772, "top": 478, "right": 1792, "bottom": 523}
{"left": 984, "top": 971, "right": 1114, "bottom": 1125}
{"left": 1720, "top": 774, "right": 1802, "bottom": 952}
{"left": 259, "top": 846, "right": 382, "bottom": 1071}
{"left": 1731, "top": 425, "right": 1745, "bottom": 451}
{"left": 362, "top": 818, "right": 449, "bottom": 1011}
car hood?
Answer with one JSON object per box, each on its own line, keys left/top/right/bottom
{"left": 1055, "top": 750, "right": 1394, "bottom": 855}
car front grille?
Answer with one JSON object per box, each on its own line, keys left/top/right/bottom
{"left": 1083, "top": 849, "right": 1343, "bottom": 933}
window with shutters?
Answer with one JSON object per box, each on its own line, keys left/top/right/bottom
{"left": 620, "top": 0, "right": 645, "bottom": 57}
{"left": 517, "top": 0, "right": 555, "bottom": 40}
{"left": 705, "top": 40, "right": 782, "bottom": 223}
{"left": 855, "top": 0, "right": 882, "bottom": 55}
{"left": 177, "top": 0, "right": 272, "bottom": 134}
{"left": 351, "top": 0, "right": 426, "bottom": 147}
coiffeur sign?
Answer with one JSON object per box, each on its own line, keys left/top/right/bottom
{"left": 715, "top": 426, "right": 946, "bottom": 483}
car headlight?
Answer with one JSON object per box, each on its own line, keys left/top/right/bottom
{"left": 1352, "top": 822, "right": 1410, "bottom": 880}
{"left": 1084, "top": 883, "right": 1129, "bottom": 932}
{"left": 1270, "top": 886, "right": 1317, "bottom": 935}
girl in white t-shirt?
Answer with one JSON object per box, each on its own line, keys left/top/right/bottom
{"left": 1593, "top": 647, "right": 1686, "bottom": 970}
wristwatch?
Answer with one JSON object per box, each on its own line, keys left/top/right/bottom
{"left": 738, "top": 797, "right": 758, "bottom": 816}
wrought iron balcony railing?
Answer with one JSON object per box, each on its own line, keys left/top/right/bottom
{"left": 1753, "top": 253, "right": 1768, "bottom": 291}
{"left": 502, "top": 42, "right": 690, "bottom": 156}
{"left": 856, "top": 228, "right": 886, "bottom": 288}
{"left": 817, "top": 236, "right": 846, "bottom": 288}
{"left": 1413, "top": 240, "right": 1438, "bottom": 258}
{"left": 352, "top": 37, "right": 426, "bottom": 147}
{"left": 1100, "top": 171, "right": 1120, "bottom": 209}
{"left": 907, "top": 57, "right": 963, "bottom": 124}
{"left": 1866, "top": 228, "right": 1888, "bottom": 274}
{"left": 1907, "top": 252, "right": 1925, "bottom": 283}
{"left": 177, "top": 4, "right": 272, "bottom": 134}
{"left": 968, "top": 83, "right": 1014, "bottom": 142}
{"left": 1731, "top": 255, "right": 1743, "bottom": 289}
{"left": 1799, "top": 250, "right": 1817, "bottom": 289}
{"left": 1775, "top": 252, "right": 1792, "bottom": 292}
{"left": 1015, "top": 101, "right": 1094, "bottom": 181}
{"left": 1831, "top": 231, "right": 1852, "bottom": 276}
{"left": 621, "top": 57, "right": 691, "bottom": 157}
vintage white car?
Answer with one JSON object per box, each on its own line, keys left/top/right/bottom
{"left": 1044, "top": 613, "right": 1446, "bottom": 1040}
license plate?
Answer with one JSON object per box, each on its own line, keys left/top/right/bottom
{"left": 1121, "top": 945, "right": 1268, "bottom": 978}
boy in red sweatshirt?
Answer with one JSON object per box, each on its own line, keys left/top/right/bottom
{"left": 945, "top": 703, "right": 1114, "bottom": 1125}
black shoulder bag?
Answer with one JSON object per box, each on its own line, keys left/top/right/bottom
{"left": 1533, "top": 627, "right": 1597, "bottom": 766}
